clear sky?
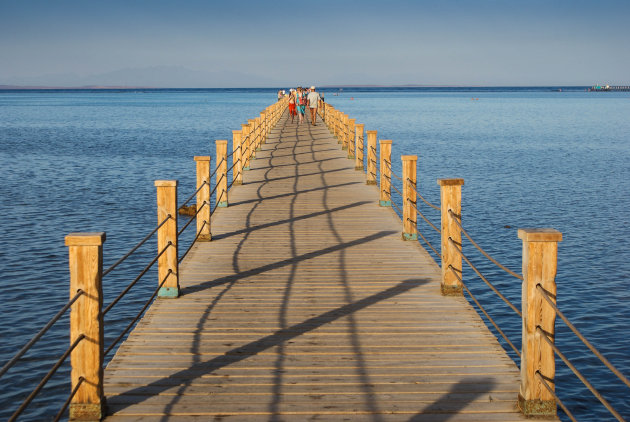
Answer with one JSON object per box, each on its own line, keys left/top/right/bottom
{"left": 1, "top": 0, "right": 628, "bottom": 87}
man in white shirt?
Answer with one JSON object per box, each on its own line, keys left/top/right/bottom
{"left": 307, "top": 86, "right": 319, "bottom": 126}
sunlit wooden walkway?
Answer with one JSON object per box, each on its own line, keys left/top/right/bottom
{"left": 103, "top": 111, "right": 529, "bottom": 421}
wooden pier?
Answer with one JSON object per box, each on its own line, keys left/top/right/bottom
{"left": 100, "top": 110, "right": 539, "bottom": 420}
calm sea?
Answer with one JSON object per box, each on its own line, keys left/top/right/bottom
{"left": 0, "top": 87, "right": 628, "bottom": 421}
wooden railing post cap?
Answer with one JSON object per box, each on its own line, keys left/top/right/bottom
{"left": 232, "top": 129, "right": 241, "bottom": 135}
{"left": 366, "top": 129, "right": 377, "bottom": 134}
{"left": 65, "top": 232, "right": 106, "bottom": 246}
{"left": 355, "top": 123, "right": 365, "bottom": 129}
{"left": 437, "top": 178, "right": 465, "bottom": 186}
{"left": 154, "top": 180, "right": 178, "bottom": 187}
{"left": 216, "top": 139, "right": 228, "bottom": 145}
{"left": 194, "top": 156, "right": 210, "bottom": 162}
{"left": 349, "top": 118, "right": 356, "bottom": 123}
{"left": 518, "top": 228, "right": 563, "bottom": 242}
{"left": 401, "top": 155, "right": 417, "bottom": 161}
{"left": 380, "top": 139, "right": 393, "bottom": 145}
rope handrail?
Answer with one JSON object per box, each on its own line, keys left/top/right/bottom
{"left": 416, "top": 224, "right": 440, "bottom": 258}
{"left": 406, "top": 177, "right": 440, "bottom": 211}
{"left": 538, "top": 328, "right": 626, "bottom": 422}
{"left": 391, "top": 182, "right": 403, "bottom": 198}
{"left": 226, "top": 157, "right": 239, "bottom": 174}
{"left": 390, "top": 199, "right": 403, "bottom": 221}
{"left": 8, "top": 334, "right": 85, "bottom": 422}
{"left": 449, "top": 266, "right": 521, "bottom": 357}
{"left": 177, "top": 201, "right": 208, "bottom": 237}
{"left": 448, "top": 209, "right": 523, "bottom": 281}
{"left": 102, "top": 241, "right": 173, "bottom": 316}
{"left": 179, "top": 220, "right": 208, "bottom": 264}
{"left": 227, "top": 175, "right": 238, "bottom": 191}
{"left": 103, "top": 215, "right": 171, "bottom": 277}
{"left": 213, "top": 157, "right": 226, "bottom": 175}
{"left": 104, "top": 270, "right": 172, "bottom": 357}
{"left": 408, "top": 198, "right": 441, "bottom": 234}
{"left": 537, "top": 284, "right": 630, "bottom": 390}
{"left": 535, "top": 371, "right": 577, "bottom": 422}
{"left": 0, "top": 289, "right": 84, "bottom": 380}
{"left": 180, "top": 180, "right": 208, "bottom": 209}
{"left": 53, "top": 376, "right": 84, "bottom": 422}
{"left": 209, "top": 173, "right": 225, "bottom": 199}
{"left": 448, "top": 237, "right": 522, "bottom": 317}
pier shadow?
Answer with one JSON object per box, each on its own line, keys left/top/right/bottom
{"left": 107, "top": 279, "right": 429, "bottom": 415}
{"left": 107, "top": 111, "right": 436, "bottom": 420}
{"left": 407, "top": 378, "right": 497, "bottom": 422}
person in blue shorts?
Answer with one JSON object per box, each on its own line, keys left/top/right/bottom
{"left": 296, "top": 87, "right": 307, "bottom": 124}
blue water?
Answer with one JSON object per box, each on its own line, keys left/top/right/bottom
{"left": 0, "top": 88, "right": 628, "bottom": 421}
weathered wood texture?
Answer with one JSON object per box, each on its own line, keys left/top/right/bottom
{"left": 103, "top": 112, "right": 533, "bottom": 420}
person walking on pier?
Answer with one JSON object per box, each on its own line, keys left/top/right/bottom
{"left": 307, "top": 86, "right": 319, "bottom": 125}
{"left": 288, "top": 89, "right": 297, "bottom": 123}
{"left": 296, "top": 87, "right": 306, "bottom": 124}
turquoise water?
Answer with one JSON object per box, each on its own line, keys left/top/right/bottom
{"left": 0, "top": 88, "right": 628, "bottom": 420}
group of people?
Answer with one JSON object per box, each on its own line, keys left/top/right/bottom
{"left": 278, "top": 86, "right": 322, "bottom": 125}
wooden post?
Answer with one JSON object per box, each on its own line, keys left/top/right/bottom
{"left": 216, "top": 140, "right": 228, "bottom": 207}
{"left": 66, "top": 232, "right": 106, "bottom": 421}
{"left": 232, "top": 130, "right": 243, "bottom": 185}
{"left": 242, "top": 123, "right": 251, "bottom": 170}
{"left": 518, "top": 228, "right": 562, "bottom": 417}
{"left": 366, "top": 130, "right": 377, "bottom": 185}
{"left": 248, "top": 119, "right": 257, "bottom": 156}
{"left": 194, "top": 156, "right": 211, "bottom": 241}
{"left": 379, "top": 140, "right": 392, "bottom": 206}
{"left": 155, "top": 180, "right": 179, "bottom": 298}
{"left": 438, "top": 178, "right": 464, "bottom": 295}
{"left": 342, "top": 114, "right": 350, "bottom": 150}
{"left": 355, "top": 123, "right": 364, "bottom": 170}
{"left": 261, "top": 111, "right": 267, "bottom": 144}
{"left": 254, "top": 117, "right": 262, "bottom": 151}
{"left": 347, "top": 118, "right": 356, "bottom": 158}
{"left": 402, "top": 155, "right": 417, "bottom": 241}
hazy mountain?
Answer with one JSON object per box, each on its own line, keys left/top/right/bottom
{"left": 1, "top": 66, "right": 283, "bottom": 88}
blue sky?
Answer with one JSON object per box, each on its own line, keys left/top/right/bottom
{"left": 1, "top": 0, "right": 628, "bottom": 87}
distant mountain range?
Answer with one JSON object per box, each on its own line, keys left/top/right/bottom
{"left": 0, "top": 65, "right": 284, "bottom": 89}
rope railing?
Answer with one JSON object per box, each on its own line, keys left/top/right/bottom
{"left": 179, "top": 220, "right": 208, "bottom": 264}
{"left": 416, "top": 223, "right": 440, "bottom": 258}
{"left": 536, "top": 371, "right": 577, "bottom": 422}
{"left": 391, "top": 181, "right": 404, "bottom": 198}
{"left": 0, "top": 289, "right": 85, "bottom": 380}
{"left": 53, "top": 376, "right": 84, "bottom": 422}
{"left": 177, "top": 201, "right": 208, "bottom": 237}
{"left": 449, "top": 209, "right": 523, "bottom": 280}
{"left": 408, "top": 198, "right": 440, "bottom": 234}
{"left": 8, "top": 334, "right": 85, "bottom": 422}
{"left": 538, "top": 328, "right": 626, "bottom": 422}
{"left": 226, "top": 156, "right": 240, "bottom": 174}
{"left": 537, "top": 284, "right": 630, "bottom": 390}
{"left": 390, "top": 198, "right": 403, "bottom": 220}
{"left": 104, "top": 270, "right": 173, "bottom": 357}
{"left": 103, "top": 214, "right": 171, "bottom": 277}
{"left": 103, "top": 241, "right": 173, "bottom": 316}
{"left": 449, "top": 266, "right": 521, "bottom": 357}
{"left": 448, "top": 237, "right": 522, "bottom": 317}
{"left": 179, "top": 180, "right": 208, "bottom": 209}
{"left": 407, "top": 177, "right": 440, "bottom": 210}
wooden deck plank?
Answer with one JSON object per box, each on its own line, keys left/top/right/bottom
{"left": 102, "top": 111, "right": 538, "bottom": 420}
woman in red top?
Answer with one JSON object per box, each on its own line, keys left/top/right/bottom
{"left": 288, "top": 89, "right": 297, "bottom": 123}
